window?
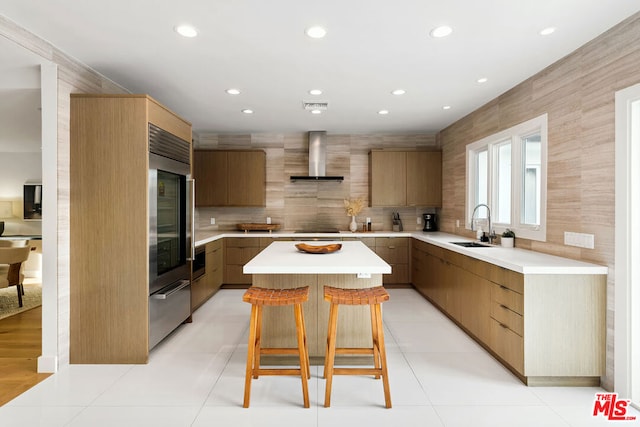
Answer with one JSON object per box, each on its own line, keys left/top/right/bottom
{"left": 466, "top": 114, "right": 547, "bottom": 241}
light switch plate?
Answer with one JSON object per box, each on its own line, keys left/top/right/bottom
{"left": 210, "top": 218, "right": 215, "bottom": 225}
{"left": 266, "top": 217, "right": 271, "bottom": 224}
{"left": 564, "top": 231, "right": 595, "bottom": 249}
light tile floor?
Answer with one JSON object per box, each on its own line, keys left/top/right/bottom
{"left": 1, "top": 288, "right": 637, "bottom": 426}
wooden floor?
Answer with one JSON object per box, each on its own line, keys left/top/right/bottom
{"left": 0, "top": 306, "right": 50, "bottom": 406}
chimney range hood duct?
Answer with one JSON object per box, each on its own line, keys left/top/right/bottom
{"left": 290, "top": 131, "right": 344, "bottom": 181}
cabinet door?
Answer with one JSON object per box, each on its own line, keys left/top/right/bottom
{"left": 407, "top": 151, "right": 442, "bottom": 207}
{"left": 206, "top": 240, "right": 223, "bottom": 294}
{"left": 370, "top": 151, "right": 406, "bottom": 207}
{"left": 194, "top": 151, "right": 227, "bottom": 207}
{"left": 227, "top": 151, "right": 266, "bottom": 206}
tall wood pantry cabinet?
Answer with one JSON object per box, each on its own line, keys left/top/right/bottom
{"left": 70, "top": 94, "right": 191, "bottom": 364}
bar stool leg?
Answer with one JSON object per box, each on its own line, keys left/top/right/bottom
{"left": 299, "top": 304, "right": 311, "bottom": 379}
{"left": 370, "top": 304, "right": 381, "bottom": 379}
{"left": 294, "top": 303, "right": 310, "bottom": 408}
{"left": 243, "top": 304, "right": 259, "bottom": 408}
{"left": 374, "top": 303, "right": 392, "bottom": 408}
{"left": 324, "top": 302, "right": 339, "bottom": 407}
{"left": 253, "top": 305, "right": 263, "bottom": 379}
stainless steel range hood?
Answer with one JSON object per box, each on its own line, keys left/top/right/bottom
{"left": 290, "top": 131, "right": 344, "bottom": 181}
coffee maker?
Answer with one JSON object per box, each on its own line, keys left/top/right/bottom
{"left": 422, "top": 213, "right": 438, "bottom": 232}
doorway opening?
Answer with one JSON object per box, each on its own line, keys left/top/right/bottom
{"left": 615, "top": 82, "right": 640, "bottom": 408}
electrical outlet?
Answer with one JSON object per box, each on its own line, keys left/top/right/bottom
{"left": 564, "top": 232, "right": 595, "bottom": 249}
{"left": 210, "top": 218, "right": 215, "bottom": 225}
{"left": 266, "top": 217, "right": 271, "bottom": 224}
{"left": 357, "top": 272, "right": 371, "bottom": 279}
{"left": 417, "top": 216, "right": 421, "bottom": 224}
{"left": 456, "top": 219, "right": 460, "bottom": 228}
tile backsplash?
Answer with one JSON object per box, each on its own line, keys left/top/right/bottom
{"left": 195, "top": 132, "right": 439, "bottom": 232}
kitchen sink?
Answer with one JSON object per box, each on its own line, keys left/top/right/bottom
{"left": 450, "top": 241, "right": 492, "bottom": 248}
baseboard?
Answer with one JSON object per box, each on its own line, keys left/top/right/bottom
{"left": 37, "top": 355, "right": 58, "bottom": 373}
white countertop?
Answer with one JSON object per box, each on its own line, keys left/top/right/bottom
{"left": 243, "top": 240, "right": 392, "bottom": 275}
{"left": 196, "top": 229, "right": 607, "bottom": 276}
{"left": 412, "top": 232, "right": 608, "bottom": 275}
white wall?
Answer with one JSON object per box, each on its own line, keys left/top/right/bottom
{"left": 0, "top": 152, "right": 42, "bottom": 235}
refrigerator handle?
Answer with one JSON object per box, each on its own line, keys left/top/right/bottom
{"left": 187, "top": 178, "right": 195, "bottom": 261}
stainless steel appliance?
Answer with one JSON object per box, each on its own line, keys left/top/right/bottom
{"left": 423, "top": 213, "right": 438, "bottom": 231}
{"left": 192, "top": 245, "right": 206, "bottom": 280}
{"left": 148, "top": 124, "right": 193, "bottom": 350}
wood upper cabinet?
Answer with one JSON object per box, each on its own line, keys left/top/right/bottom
{"left": 227, "top": 151, "right": 266, "bottom": 206}
{"left": 369, "top": 150, "right": 442, "bottom": 207}
{"left": 369, "top": 151, "right": 406, "bottom": 207}
{"left": 194, "top": 151, "right": 227, "bottom": 206}
{"left": 193, "top": 150, "right": 266, "bottom": 207}
{"left": 407, "top": 151, "right": 442, "bottom": 207}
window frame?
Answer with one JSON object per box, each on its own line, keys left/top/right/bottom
{"left": 466, "top": 114, "right": 548, "bottom": 241}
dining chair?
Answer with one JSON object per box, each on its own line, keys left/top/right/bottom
{"left": 0, "top": 246, "right": 32, "bottom": 307}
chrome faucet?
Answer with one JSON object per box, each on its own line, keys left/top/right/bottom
{"left": 470, "top": 203, "right": 496, "bottom": 244}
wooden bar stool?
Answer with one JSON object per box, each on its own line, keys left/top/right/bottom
{"left": 323, "top": 285, "right": 391, "bottom": 408}
{"left": 242, "top": 286, "right": 311, "bottom": 408}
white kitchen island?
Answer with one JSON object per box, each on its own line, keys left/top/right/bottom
{"left": 244, "top": 241, "right": 391, "bottom": 359}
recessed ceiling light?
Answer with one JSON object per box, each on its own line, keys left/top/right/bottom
{"left": 539, "top": 27, "right": 556, "bottom": 36}
{"left": 305, "top": 26, "right": 327, "bottom": 39}
{"left": 391, "top": 89, "right": 406, "bottom": 95}
{"left": 309, "top": 89, "right": 323, "bottom": 95}
{"left": 226, "top": 88, "right": 241, "bottom": 95}
{"left": 477, "top": 77, "right": 488, "bottom": 84}
{"left": 310, "top": 109, "right": 322, "bottom": 115}
{"left": 442, "top": 105, "right": 451, "bottom": 110}
{"left": 430, "top": 25, "right": 453, "bottom": 38}
{"left": 241, "top": 109, "right": 253, "bottom": 114}
{"left": 175, "top": 25, "right": 198, "bottom": 38}
{"left": 378, "top": 110, "right": 389, "bottom": 115}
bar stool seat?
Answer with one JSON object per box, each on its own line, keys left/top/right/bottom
{"left": 242, "top": 286, "right": 311, "bottom": 408}
{"left": 323, "top": 285, "right": 391, "bottom": 408}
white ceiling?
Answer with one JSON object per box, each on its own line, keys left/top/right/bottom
{"left": 0, "top": 35, "right": 41, "bottom": 152}
{"left": 1, "top": 1, "right": 639, "bottom": 135}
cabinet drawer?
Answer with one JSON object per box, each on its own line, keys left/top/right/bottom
{"left": 490, "top": 301, "right": 523, "bottom": 336}
{"left": 226, "top": 247, "right": 261, "bottom": 264}
{"left": 491, "top": 284, "right": 523, "bottom": 315}
{"left": 489, "top": 266, "right": 524, "bottom": 294}
{"left": 384, "top": 263, "right": 409, "bottom": 284}
{"left": 375, "top": 245, "right": 408, "bottom": 264}
{"left": 225, "top": 265, "right": 252, "bottom": 284}
{"left": 490, "top": 318, "right": 524, "bottom": 374}
{"left": 225, "top": 237, "right": 261, "bottom": 248}
{"left": 375, "top": 237, "right": 408, "bottom": 247}
{"left": 206, "top": 239, "right": 223, "bottom": 253}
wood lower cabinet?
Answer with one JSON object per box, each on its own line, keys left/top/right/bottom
{"left": 191, "top": 239, "right": 224, "bottom": 311}
{"left": 374, "top": 237, "right": 409, "bottom": 284}
{"left": 369, "top": 150, "right": 442, "bottom": 207}
{"left": 193, "top": 150, "right": 266, "bottom": 207}
{"left": 224, "top": 238, "right": 262, "bottom": 285}
{"left": 411, "top": 238, "right": 606, "bottom": 385}
{"left": 207, "top": 240, "right": 224, "bottom": 293}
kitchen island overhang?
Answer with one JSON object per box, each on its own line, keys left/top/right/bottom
{"left": 243, "top": 241, "right": 392, "bottom": 360}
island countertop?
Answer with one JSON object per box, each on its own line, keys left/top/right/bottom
{"left": 243, "top": 240, "right": 391, "bottom": 275}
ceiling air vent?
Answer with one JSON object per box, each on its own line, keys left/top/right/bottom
{"left": 303, "top": 101, "right": 329, "bottom": 111}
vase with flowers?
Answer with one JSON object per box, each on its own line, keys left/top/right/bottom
{"left": 344, "top": 197, "right": 364, "bottom": 232}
